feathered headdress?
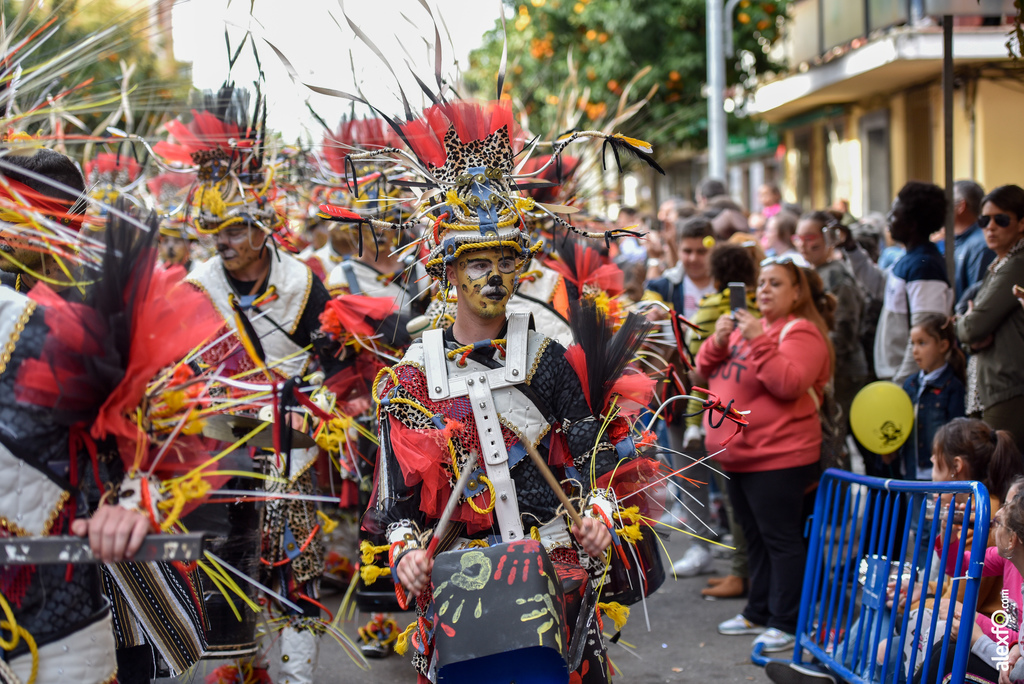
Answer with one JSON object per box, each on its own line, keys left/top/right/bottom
{"left": 84, "top": 151, "right": 144, "bottom": 208}
{"left": 151, "top": 83, "right": 281, "bottom": 234}
{"left": 311, "top": 117, "right": 407, "bottom": 221}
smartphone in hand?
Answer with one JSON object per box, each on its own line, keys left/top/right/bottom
{"left": 728, "top": 283, "right": 747, "bottom": 317}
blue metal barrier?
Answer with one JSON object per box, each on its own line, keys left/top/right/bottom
{"left": 754, "top": 469, "right": 991, "bottom": 684}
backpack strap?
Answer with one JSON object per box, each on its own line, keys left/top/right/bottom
{"left": 777, "top": 317, "right": 821, "bottom": 410}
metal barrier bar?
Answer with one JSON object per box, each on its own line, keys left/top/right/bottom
{"left": 768, "top": 470, "right": 991, "bottom": 684}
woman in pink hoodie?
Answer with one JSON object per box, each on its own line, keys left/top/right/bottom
{"left": 697, "top": 257, "right": 834, "bottom": 653}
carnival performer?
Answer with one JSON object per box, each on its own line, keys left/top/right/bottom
{"left": 318, "top": 136, "right": 427, "bottom": 315}
{"left": 153, "top": 84, "right": 340, "bottom": 683}
{"left": 0, "top": 149, "right": 225, "bottom": 683}
{"left": 328, "top": 99, "right": 667, "bottom": 684}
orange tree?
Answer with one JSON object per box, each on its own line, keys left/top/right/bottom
{"left": 463, "top": 0, "right": 787, "bottom": 151}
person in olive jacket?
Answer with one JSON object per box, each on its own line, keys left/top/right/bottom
{"left": 956, "top": 184, "right": 1024, "bottom": 451}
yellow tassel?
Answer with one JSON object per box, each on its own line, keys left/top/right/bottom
{"left": 317, "top": 510, "right": 339, "bottom": 534}
{"left": 394, "top": 621, "right": 417, "bottom": 656}
{"left": 618, "top": 523, "right": 644, "bottom": 544}
{"left": 615, "top": 506, "right": 641, "bottom": 523}
{"left": 360, "top": 564, "right": 391, "bottom": 585}
{"left": 530, "top": 526, "right": 541, "bottom": 542}
{"left": 597, "top": 601, "right": 630, "bottom": 633}
{"left": 359, "top": 540, "right": 390, "bottom": 565}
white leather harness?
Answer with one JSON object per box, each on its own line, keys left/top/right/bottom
{"left": 421, "top": 313, "right": 543, "bottom": 543}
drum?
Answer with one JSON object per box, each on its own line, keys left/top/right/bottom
{"left": 181, "top": 448, "right": 262, "bottom": 658}
{"left": 432, "top": 540, "right": 570, "bottom": 684}
{"left": 598, "top": 525, "right": 666, "bottom": 606}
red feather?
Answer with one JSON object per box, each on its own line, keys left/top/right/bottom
{"left": 317, "top": 203, "right": 363, "bottom": 222}
{"left": 90, "top": 262, "right": 223, "bottom": 445}
{"left": 85, "top": 152, "right": 142, "bottom": 183}
{"left": 319, "top": 295, "right": 398, "bottom": 338}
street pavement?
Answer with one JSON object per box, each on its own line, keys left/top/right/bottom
{"left": 171, "top": 527, "right": 782, "bottom": 683}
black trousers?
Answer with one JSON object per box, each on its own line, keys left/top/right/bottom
{"left": 726, "top": 462, "right": 818, "bottom": 634}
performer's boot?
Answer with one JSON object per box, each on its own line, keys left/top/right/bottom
{"left": 278, "top": 626, "right": 319, "bottom": 684}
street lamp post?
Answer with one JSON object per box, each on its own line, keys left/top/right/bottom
{"left": 706, "top": 0, "right": 727, "bottom": 179}
{"left": 707, "top": 0, "right": 745, "bottom": 181}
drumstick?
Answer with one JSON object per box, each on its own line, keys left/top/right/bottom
{"left": 426, "top": 450, "right": 480, "bottom": 557}
{"left": 523, "top": 440, "right": 584, "bottom": 529}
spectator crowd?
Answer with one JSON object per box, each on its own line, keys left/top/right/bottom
{"left": 617, "top": 177, "right": 1024, "bottom": 671}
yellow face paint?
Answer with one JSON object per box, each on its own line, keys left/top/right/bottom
{"left": 454, "top": 247, "right": 520, "bottom": 320}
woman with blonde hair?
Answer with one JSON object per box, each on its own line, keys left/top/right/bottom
{"left": 699, "top": 257, "right": 834, "bottom": 653}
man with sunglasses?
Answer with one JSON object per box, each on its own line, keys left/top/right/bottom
{"left": 875, "top": 182, "right": 955, "bottom": 387}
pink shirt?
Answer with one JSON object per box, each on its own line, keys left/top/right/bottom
{"left": 978, "top": 546, "right": 1023, "bottom": 645}
{"left": 695, "top": 314, "right": 830, "bottom": 472}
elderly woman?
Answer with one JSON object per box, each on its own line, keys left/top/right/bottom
{"left": 697, "top": 257, "right": 834, "bottom": 654}
{"left": 956, "top": 184, "right": 1024, "bottom": 451}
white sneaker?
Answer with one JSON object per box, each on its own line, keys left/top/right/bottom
{"left": 753, "top": 627, "right": 796, "bottom": 653}
{"left": 671, "top": 545, "right": 715, "bottom": 577}
{"left": 718, "top": 614, "right": 766, "bottom": 635}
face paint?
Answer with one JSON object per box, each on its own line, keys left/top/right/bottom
{"left": 454, "top": 248, "right": 520, "bottom": 320}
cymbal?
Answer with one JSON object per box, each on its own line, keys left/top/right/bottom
{"left": 201, "top": 414, "right": 316, "bottom": 450}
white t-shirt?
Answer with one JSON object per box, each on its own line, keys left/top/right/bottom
{"left": 682, "top": 275, "right": 716, "bottom": 320}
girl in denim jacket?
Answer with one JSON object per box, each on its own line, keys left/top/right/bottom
{"left": 901, "top": 314, "right": 966, "bottom": 480}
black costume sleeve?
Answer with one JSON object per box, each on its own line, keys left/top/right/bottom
{"left": 527, "top": 339, "right": 620, "bottom": 484}
{"left": 289, "top": 275, "right": 347, "bottom": 378}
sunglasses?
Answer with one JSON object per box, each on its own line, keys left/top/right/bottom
{"left": 979, "top": 214, "right": 1014, "bottom": 228}
{"left": 760, "top": 254, "right": 799, "bottom": 268}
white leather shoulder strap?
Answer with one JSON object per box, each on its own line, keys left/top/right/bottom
{"left": 423, "top": 328, "right": 450, "bottom": 400}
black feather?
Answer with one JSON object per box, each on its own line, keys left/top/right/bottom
{"left": 602, "top": 136, "right": 665, "bottom": 175}
{"left": 568, "top": 298, "right": 654, "bottom": 414}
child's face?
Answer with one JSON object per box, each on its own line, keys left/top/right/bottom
{"left": 930, "top": 442, "right": 955, "bottom": 482}
{"left": 910, "top": 326, "right": 949, "bottom": 374}
{"left": 995, "top": 504, "right": 1016, "bottom": 559}
{"left": 678, "top": 237, "right": 711, "bottom": 281}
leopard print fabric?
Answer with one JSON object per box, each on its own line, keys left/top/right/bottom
{"left": 261, "top": 468, "right": 324, "bottom": 587}
{"left": 431, "top": 126, "right": 516, "bottom": 182}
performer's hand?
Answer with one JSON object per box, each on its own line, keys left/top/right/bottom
{"left": 70, "top": 504, "right": 150, "bottom": 563}
{"left": 397, "top": 549, "right": 433, "bottom": 596}
{"left": 572, "top": 517, "right": 612, "bottom": 558}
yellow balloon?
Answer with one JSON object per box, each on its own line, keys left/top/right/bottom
{"left": 850, "top": 381, "right": 914, "bottom": 455}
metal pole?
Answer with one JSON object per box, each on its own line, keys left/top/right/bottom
{"left": 942, "top": 15, "right": 955, "bottom": 287}
{"left": 707, "top": 0, "right": 727, "bottom": 179}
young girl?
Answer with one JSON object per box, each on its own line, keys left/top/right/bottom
{"left": 901, "top": 314, "right": 966, "bottom": 481}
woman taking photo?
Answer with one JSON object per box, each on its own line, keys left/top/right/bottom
{"left": 956, "top": 184, "right": 1024, "bottom": 451}
{"left": 696, "top": 257, "right": 834, "bottom": 654}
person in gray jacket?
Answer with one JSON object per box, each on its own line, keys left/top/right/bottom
{"left": 956, "top": 184, "right": 1024, "bottom": 451}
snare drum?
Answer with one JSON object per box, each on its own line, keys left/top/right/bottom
{"left": 431, "top": 540, "right": 570, "bottom": 684}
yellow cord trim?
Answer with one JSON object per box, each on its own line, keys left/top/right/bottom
{"left": 466, "top": 475, "right": 496, "bottom": 515}
{"left": 446, "top": 338, "right": 506, "bottom": 361}
{"left": 0, "top": 591, "right": 39, "bottom": 684}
